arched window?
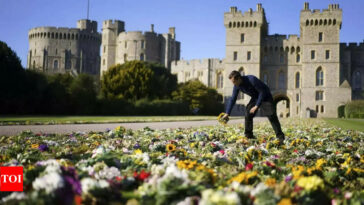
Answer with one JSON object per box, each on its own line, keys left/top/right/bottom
{"left": 310, "top": 19, "right": 314, "bottom": 25}
{"left": 291, "top": 46, "right": 295, "bottom": 54}
{"left": 254, "top": 21, "right": 257, "bottom": 27}
{"left": 72, "top": 34, "right": 74, "bottom": 40}
{"left": 295, "top": 72, "right": 300, "bottom": 88}
{"left": 241, "top": 21, "right": 244, "bottom": 27}
{"left": 33, "top": 60, "right": 36, "bottom": 69}
{"left": 333, "top": 19, "right": 336, "bottom": 25}
{"left": 229, "top": 22, "right": 232, "bottom": 28}
{"left": 316, "top": 67, "right": 324, "bottom": 86}
{"left": 278, "top": 71, "right": 285, "bottom": 89}
{"left": 140, "top": 53, "right": 144, "bottom": 61}
{"left": 249, "top": 21, "right": 252, "bottom": 27}
{"left": 324, "top": 19, "right": 327, "bottom": 25}
{"left": 237, "top": 22, "right": 240, "bottom": 27}
{"left": 59, "top": 33, "right": 62, "bottom": 39}
{"left": 329, "top": 19, "right": 332, "bottom": 25}
{"left": 306, "top": 20, "right": 309, "bottom": 26}
{"left": 353, "top": 71, "right": 362, "bottom": 89}
{"left": 233, "top": 22, "right": 236, "bottom": 27}
{"left": 217, "top": 72, "right": 223, "bottom": 88}
{"left": 54, "top": 60, "right": 58, "bottom": 69}
{"left": 319, "top": 19, "right": 323, "bottom": 25}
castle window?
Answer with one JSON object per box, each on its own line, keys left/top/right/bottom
{"left": 315, "top": 91, "right": 324, "bottom": 101}
{"left": 60, "top": 33, "right": 62, "bottom": 39}
{"left": 103, "top": 59, "right": 105, "bottom": 66}
{"left": 254, "top": 21, "right": 257, "bottom": 27}
{"left": 316, "top": 67, "right": 324, "bottom": 86}
{"left": 247, "top": 51, "right": 251, "bottom": 61}
{"left": 249, "top": 21, "right": 252, "bottom": 27}
{"left": 296, "top": 54, "right": 300, "bottom": 63}
{"left": 306, "top": 20, "right": 309, "bottom": 26}
{"left": 296, "top": 94, "right": 300, "bottom": 102}
{"left": 51, "top": 33, "right": 54, "bottom": 38}
{"left": 125, "top": 41, "right": 127, "bottom": 48}
{"left": 241, "top": 21, "right": 244, "bottom": 27}
{"left": 315, "top": 20, "right": 318, "bottom": 25}
{"left": 280, "top": 54, "right": 284, "bottom": 63}
{"left": 310, "top": 19, "right": 313, "bottom": 25}
{"left": 75, "top": 34, "right": 78, "bottom": 40}
{"left": 263, "top": 73, "right": 268, "bottom": 85}
{"left": 238, "top": 68, "right": 245, "bottom": 99}
{"left": 353, "top": 71, "right": 362, "bottom": 90}
{"left": 140, "top": 53, "right": 144, "bottom": 61}
{"left": 33, "top": 60, "right": 35, "bottom": 69}
{"left": 318, "top": 32, "right": 323, "bottom": 42}
{"left": 72, "top": 34, "right": 74, "bottom": 40}
{"left": 54, "top": 60, "right": 58, "bottom": 69}
{"left": 237, "top": 22, "right": 240, "bottom": 27}
{"left": 285, "top": 46, "right": 289, "bottom": 52}
{"left": 295, "top": 72, "right": 300, "bottom": 88}
{"left": 245, "top": 22, "right": 249, "bottom": 27}
{"left": 233, "top": 51, "right": 238, "bottom": 61}
{"left": 316, "top": 105, "right": 319, "bottom": 113}
{"left": 68, "top": 34, "right": 70, "bottom": 40}
{"left": 233, "top": 22, "right": 236, "bottom": 28}
{"left": 103, "top": 46, "right": 106, "bottom": 53}
{"left": 319, "top": 19, "right": 323, "bottom": 25}
{"left": 47, "top": 33, "right": 50, "bottom": 38}
{"left": 296, "top": 106, "right": 299, "bottom": 114}
{"left": 263, "top": 55, "right": 268, "bottom": 62}
{"left": 55, "top": 49, "right": 58, "bottom": 55}
{"left": 291, "top": 46, "right": 295, "bottom": 54}
{"left": 124, "top": 54, "right": 127, "bottom": 62}
{"left": 311, "top": 50, "right": 315, "bottom": 60}
{"left": 325, "top": 50, "right": 330, "bottom": 59}
{"left": 324, "top": 19, "right": 327, "bottom": 25}
{"left": 141, "top": 40, "right": 145, "bottom": 49}
{"left": 229, "top": 22, "right": 232, "bottom": 28}
{"left": 278, "top": 71, "right": 285, "bottom": 89}
{"left": 217, "top": 72, "right": 223, "bottom": 88}
{"left": 241, "top": 33, "right": 245, "bottom": 43}
{"left": 329, "top": 19, "right": 332, "bottom": 25}
{"left": 296, "top": 46, "right": 300, "bottom": 53}
{"left": 333, "top": 19, "right": 336, "bottom": 25}
{"left": 64, "top": 33, "right": 66, "bottom": 39}
{"left": 321, "top": 105, "right": 324, "bottom": 113}
{"left": 34, "top": 49, "right": 36, "bottom": 55}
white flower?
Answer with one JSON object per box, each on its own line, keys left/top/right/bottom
{"left": 81, "top": 178, "right": 109, "bottom": 194}
{"left": 200, "top": 189, "right": 241, "bottom": 205}
{"left": 32, "top": 172, "right": 64, "bottom": 194}
{"left": 251, "top": 183, "right": 268, "bottom": 196}
{"left": 95, "top": 166, "right": 121, "bottom": 180}
{"left": 2, "top": 192, "right": 27, "bottom": 202}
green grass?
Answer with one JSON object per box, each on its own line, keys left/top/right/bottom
{"left": 324, "top": 118, "right": 364, "bottom": 132}
{"left": 0, "top": 116, "right": 238, "bottom": 125}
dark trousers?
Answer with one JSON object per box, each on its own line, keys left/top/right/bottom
{"left": 245, "top": 99, "right": 284, "bottom": 138}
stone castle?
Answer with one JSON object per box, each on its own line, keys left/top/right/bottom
{"left": 28, "top": 20, "right": 101, "bottom": 76}
{"left": 27, "top": 20, "right": 180, "bottom": 76}
{"left": 27, "top": 2, "right": 364, "bottom": 118}
{"left": 171, "top": 3, "right": 363, "bottom": 118}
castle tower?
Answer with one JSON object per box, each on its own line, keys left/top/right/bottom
{"left": 299, "top": 2, "right": 350, "bottom": 117}
{"left": 101, "top": 20, "right": 125, "bottom": 75}
{"left": 223, "top": 4, "right": 268, "bottom": 113}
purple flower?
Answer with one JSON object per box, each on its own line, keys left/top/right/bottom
{"left": 333, "top": 188, "right": 340, "bottom": 194}
{"left": 38, "top": 144, "right": 48, "bottom": 152}
{"left": 133, "top": 143, "right": 141, "bottom": 149}
{"left": 285, "top": 175, "right": 293, "bottom": 182}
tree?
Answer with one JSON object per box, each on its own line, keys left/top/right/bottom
{"left": 172, "top": 80, "right": 223, "bottom": 115}
{"left": 69, "top": 74, "right": 97, "bottom": 114}
{"left": 101, "top": 60, "right": 177, "bottom": 101}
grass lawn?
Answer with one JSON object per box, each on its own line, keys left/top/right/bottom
{"left": 324, "top": 118, "right": 364, "bottom": 132}
{"left": 0, "top": 115, "right": 238, "bottom": 125}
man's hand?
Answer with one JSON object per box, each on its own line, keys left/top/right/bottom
{"left": 250, "top": 105, "right": 258, "bottom": 114}
{"left": 222, "top": 113, "right": 229, "bottom": 120}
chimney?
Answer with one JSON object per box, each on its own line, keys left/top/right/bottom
{"left": 151, "top": 24, "right": 154, "bottom": 32}
{"left": 257, "top": 3, "right": 262, "bottom": 12}
{"left": 169, "top": 27, "right": 175, "bottom": 39}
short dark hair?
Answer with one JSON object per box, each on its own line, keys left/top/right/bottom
{"left": 229, "top": 70, "right": 241, "bottom": 80}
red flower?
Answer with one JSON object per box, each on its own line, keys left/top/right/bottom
{"left": 265, "top": 161, "right": 275, "bottom": 168}
{"left": 134, "top": 170, "right": 151, "bottom": 181}
{"left": 245, "top": 163, "right": 254, "bottom": 171}
{"left": 74, "top": 195, "right": 82, "bottom": 205}
{"left": 293, "top": 149, "right": 298, "bottom": 153}
{"left": 219, "top": 150, "right": 225, "bottom": 155}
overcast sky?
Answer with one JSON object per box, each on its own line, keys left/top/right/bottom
{"left": 0, "top": 0, "right": 363, "bottom": 67}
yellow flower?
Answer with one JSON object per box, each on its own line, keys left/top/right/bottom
{"left": 296, "top": 175, "right": 324, "bottom": 191}
{"left": 278, "top": 198, "right": 292, "bottom": 205}
{"left": 177, "top": 160, "right": 197, "bottom": 170}
{"left": 134, "top": 149, "right": 142, "bottom": 155}
{"left": 166, "top": 144, "right": 176, "bottom": 152}
{"left": 315, "top": 158, "right": 326, "bottom": 170}
{"left": 291, "top": 165, "right": 305, "bottom": 179}
{"left": 228, "top": 171, "right": 258, "bottom": 184}
{"left": 265, "top": 178, "right": 277, "bottom": 187}
{"left": 31, "top": 144, "right": 39, "bottom": 149}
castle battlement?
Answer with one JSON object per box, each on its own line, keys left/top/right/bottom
{"left": 172, "top": 58, "right": 223, "bottom": 69}
{"left": 340, "top": 42, "right": 364, "bottom": 50}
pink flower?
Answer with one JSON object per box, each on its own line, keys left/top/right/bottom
{"left": 219, "top": 150, "right": 225, "bottom": 155}
{"left": 245, "top": 163, "right": 253, "bottom": 171}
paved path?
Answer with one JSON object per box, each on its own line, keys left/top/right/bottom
{"left": 0, "top": 117, "right": 268, "bottom": 136}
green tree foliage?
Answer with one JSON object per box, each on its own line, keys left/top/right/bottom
{"left": 101, "top": 61, "right": 177, "bottom": 101}
{"left": 344, "top": 100, "right": 364, "bottom": 118}
{"left": 172, "top": 80, "right": 223, "bottom": 115}
{"left": 69, "top": 74, "right": 97, "bottom": 114}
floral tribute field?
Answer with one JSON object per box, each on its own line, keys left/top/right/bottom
{"left": 0, "top": 119, "right": 363, "bottom": 205}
